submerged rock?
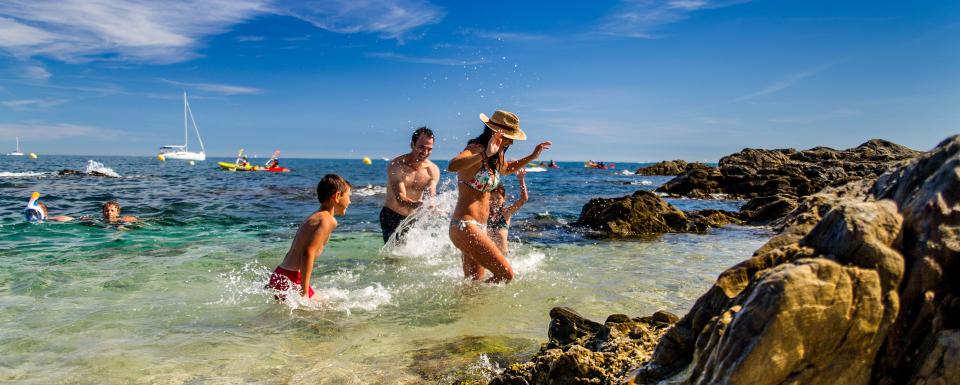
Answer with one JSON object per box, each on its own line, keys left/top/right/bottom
{"left": 625, "top": 135, "right": 960, "bottom": 384}
{"left": 574, "top": 190, "right": 742, "bottom": 237}
{"left": 657, "top": 139, "right": 919, "bottom": 199}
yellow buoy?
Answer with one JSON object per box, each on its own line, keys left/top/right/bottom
{"left": 362, "top": 157, "right": 372, "bottom": 165}
{"left": 158, "top": 154, "right": 166, "bottom": 161}
{"left": 29, "top": 153, "right": 37, "bottom": 159}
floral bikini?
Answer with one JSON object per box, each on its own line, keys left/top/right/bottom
{"left": 453, "top": 157, "right": 500, "bottom": 230}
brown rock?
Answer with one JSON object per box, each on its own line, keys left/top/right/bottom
{"left": 635, "top": 160, "right": 710, "bottom": 176}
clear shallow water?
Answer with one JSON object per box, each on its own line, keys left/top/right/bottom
{"left": 0, "top": 156, "right": 770, "bottom": 384}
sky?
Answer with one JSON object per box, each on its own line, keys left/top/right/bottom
{"left": 0, "top": 0, "right": 957, "bottom": 161}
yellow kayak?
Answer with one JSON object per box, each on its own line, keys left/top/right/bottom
{"left": 217, "top": 162, "right": 290, "bottom": 172}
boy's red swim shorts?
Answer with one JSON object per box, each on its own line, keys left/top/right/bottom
{"left": 267, "top": 266, "right": 315, "bottom": 300}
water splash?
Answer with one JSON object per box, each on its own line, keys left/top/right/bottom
{"left": 0, "top": 171, "right": 48, "bottom": 177}
{"left": 380, "top": 186, "right": 460, "bottom": 264}
{"left": 354, "top": 184, "right": 387, "bottom": 197}
{"left": 85, "top": 160, "right": 121, "bottom": 177}
{"left": 215, "top": 262, "right": 393, "bottom": 314}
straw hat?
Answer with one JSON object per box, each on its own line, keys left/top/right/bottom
{"left": 479, "top": 110, "right": 527, "bottom": 140}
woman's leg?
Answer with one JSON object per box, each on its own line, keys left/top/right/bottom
{"left": 461, "top": 251, "right": 485, "bottom": 280}
{"left": 450, "top": 223, "right": 514, "bottom": 282}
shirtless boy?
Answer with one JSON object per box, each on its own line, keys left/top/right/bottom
{"left": 268, "top": 174, "right": 352, "bottom": 300}
{"left": 381, "top": 127, "right": 440, "bottom": 243}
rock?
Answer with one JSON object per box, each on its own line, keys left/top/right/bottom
{"left": 635, "top": 160, "right": 710, "bottom": 176}
{"left": 574, "top": 191, "right": 741, "bottom": 237}
{"left": 739, "top": 195, "right": 799, "bottom": 226}
{"left": 625, "top": 135, "right": 960, "bottom": 385}
{"left": 57, "top": 169, "right": 116, "bottom": 178}
{"left": 489, "top": 308, "right": 676, "bottom": 385}
{"left": 656, "top": 139, "right": 920, "bottom": 200}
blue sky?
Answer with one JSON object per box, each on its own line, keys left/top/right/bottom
{"left": 0, "top": 0, "right": 957, "bottom": 161}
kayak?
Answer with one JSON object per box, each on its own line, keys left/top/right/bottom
{"left": 524, "top": 166, "right": 548, "bottom": 172}
{"left": 218, "top": 162, "right": 290, "bottom": 172}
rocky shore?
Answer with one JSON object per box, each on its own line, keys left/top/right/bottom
{"left": 634, "top": 160, "right": 709, "bottom": 176}
{"left": 475, "top": 136, "right": 958, "bottom": 385}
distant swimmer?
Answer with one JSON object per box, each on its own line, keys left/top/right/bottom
{"left": 448, "top": 110, "right": 551, "bottom": 283}
{"left": 267, "top": 174, "right": 352, "bottom": 301}
{"left": 488, "top": 168, "right": 529, "bottom": 255}
{"left": 381, "top": 127, "right": 440, "bottom": 244}
{"left": 23, "top": 192, "right": 75, "bottom": 222}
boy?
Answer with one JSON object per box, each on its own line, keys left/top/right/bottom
{"left": 101, "top": 201, "right": 138, "bottom": 223}
{"left": 268, "top": 174, "right": 352, "bottom": 300}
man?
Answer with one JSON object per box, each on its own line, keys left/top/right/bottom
{"left": 381, "top": 127, "right": 440, "bottom": 243}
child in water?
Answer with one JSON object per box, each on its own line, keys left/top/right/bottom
{"left": 100, "top": 201, "right": 138, "bottom": 223}
{"left": 22, "top": 192, "right": 74, "bottom": 222}
{"left": 267, "top": 174, "right": 352, "bottom": 301}
{"left": 488, "top": 168, "right": 529, "bottom": 254}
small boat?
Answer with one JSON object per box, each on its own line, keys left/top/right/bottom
{"left": 584, "top": 161, "right": 616, "bottom": 169}
{"left": 8, "top": 137, "right": 24, "bottom": 156}
{"left": 159, "top": 92, "right": 206, "bottom": 161}
{"left": 217, "top": 162, "right": 290, "bottom": 172}
{"left": 524, "top": 166, "right": 548, "bottom": 172}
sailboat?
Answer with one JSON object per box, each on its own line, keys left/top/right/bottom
{"left": 159, "top": 92, "right": 206, "bottom": 161}
{"left": 8, "top": 137, "right": 24, "bottom": 156}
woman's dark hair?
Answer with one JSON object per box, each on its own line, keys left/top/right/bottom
{"left": 317, "top": 174, "right": 352, "bottom": 204}
{"left": 468, "top": 126, "right": 511, "bottom": 172}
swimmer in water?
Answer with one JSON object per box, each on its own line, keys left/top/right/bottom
{"left": 100, "top": 201, "right": 138, "bottom": 223}
{"left": 23, "top": 192, "right": 75, "bottom": 222}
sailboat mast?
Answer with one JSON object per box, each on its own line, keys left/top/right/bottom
{"left": 185, "top": 97, "right": 206, "bottom": 154}
{"left": 183, "top": 92, "right": 189, "bottom": 149}
{"left": 16, "top": 137, "right": 20, "bottom": 152}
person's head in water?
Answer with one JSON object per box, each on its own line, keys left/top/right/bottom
{"left": 410, "top": 127, "right": 434, "bottom": 162}
{"left": 102, "top": 201, "right": 122, "bottom": 222}
{"left": 317, "top": 174, "right": 353, "bottom": 216}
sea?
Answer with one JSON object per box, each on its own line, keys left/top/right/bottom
{"left": 0, "top": 156, "right": 772, "bottom": 384}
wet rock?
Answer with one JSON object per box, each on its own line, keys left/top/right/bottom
{"left": 635, "top": 160, "right": 710, "bottom": 176}
{"left": 625, "top": 135, "right": 960, "bottom": 385}
{"left": 575, "top": 191, "right": 740, "bottom": 237}
{"left": 657, "top": 139, "right": 919, "bottom": 200}
{"left": 57, "top": 169, "right": 116, "bottom": 178}
{"left": 489, "top": 307, "right": 676, "bottom": 385}
{"left": 740, "top": 195, "right": 799, "bottom": 226}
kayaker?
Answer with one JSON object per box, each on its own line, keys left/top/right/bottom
{"left": 237, "top": 155, "right": 250, "bottom": 168}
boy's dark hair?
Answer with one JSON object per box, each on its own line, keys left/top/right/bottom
{"left": 103, "top": 201, "right": 121, "bottom": 211}
{"left": 317, "top": 174, "right": 352, "bottom": 204}
{"left": 411, "top": 126, "right": 434, "bottom": 145}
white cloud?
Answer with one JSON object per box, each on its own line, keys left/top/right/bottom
{"left": 367, "top": 52, "right": 483, "bottom": 66}
{"left": 276, "top": 0, "right": 443, "bottom": 42}
{"left": 598, "top": 0, "right": 751, "bottom": 38}
{"left": 464, "top": 29, "right": 551, "bottom": 42}
{"left": 23, "top": 64, "right": 51, "bottom": 80}
{"left": 161, "top": 79, "right": 262, "bottom": 95}
{"left": 0, "top": 122, "right": 128, "bottom": 140}
{"left": 2, "top": 98, "right": 67, "bottom": 110}
{"left": 0, "top": 0, "right": 443, "bottom": 64}
{"left": 236, "top": 35, "right": 265, "bottom": 42}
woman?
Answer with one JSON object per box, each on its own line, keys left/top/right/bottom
{"left": 448, "top": 110, "right": 550, "bottom": 282}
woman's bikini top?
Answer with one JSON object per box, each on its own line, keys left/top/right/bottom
{"left": 462, "top": 155, "right": 500, "bottom": 192}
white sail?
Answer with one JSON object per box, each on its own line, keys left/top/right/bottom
{"left": 8, "top": 137, "right": 24, "bottom": 156}
{"left": 159, "top": 92, "right": 206, "bottom": 161}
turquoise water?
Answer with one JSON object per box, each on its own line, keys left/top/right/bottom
{"left": 0, "top": 156, "right": 770, "bottom": 384}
